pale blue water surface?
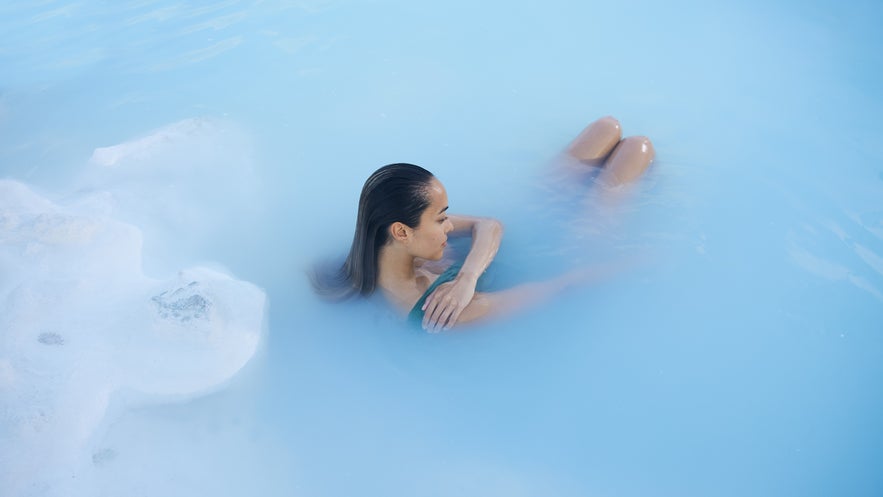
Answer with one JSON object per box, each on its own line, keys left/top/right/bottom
{"left": 1, "top": 1, "right": 882, "bottom": 496}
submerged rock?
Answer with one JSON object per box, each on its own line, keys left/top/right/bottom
{"left": 37, "top": 332, "right": 65, "bottom": 346}
{"left": 152, "top": 281, "right": 211, "bottom": 322}
{"left": 0, "top": 179, "right": 266, "bottom": 497}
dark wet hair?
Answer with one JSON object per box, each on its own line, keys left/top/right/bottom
{"left": 312, "top": 163, "right": 435, "bottom": 300}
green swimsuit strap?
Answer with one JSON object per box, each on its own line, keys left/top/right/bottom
{"left": 407, "top": 263, "right": 463, "bottom": 326}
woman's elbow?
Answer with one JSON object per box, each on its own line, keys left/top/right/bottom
{"left": 484, "top": 217, "right": 504, "bottom": 239}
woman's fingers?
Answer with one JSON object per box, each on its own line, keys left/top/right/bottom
{"left": 445, "top": 306, "right": 464, "bottom": 330}
{"left": 421, "top": 284, "right": 447, "bottom": 330}
{"left": 422, "top": 294, "right": 440, "bottom": 331}
{"left": 424, "top": 295, "right": 454, "bottom": 332}
{"left": 421, "top": 280, "right": 474, "bottom": 332}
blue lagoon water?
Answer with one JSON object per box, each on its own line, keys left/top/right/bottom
{"left": 1, "top": 1, "right": 882, "bottom": 496}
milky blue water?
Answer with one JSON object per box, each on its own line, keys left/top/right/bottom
{"left": 1, "top": 1, "right": 882, "bottom": 496}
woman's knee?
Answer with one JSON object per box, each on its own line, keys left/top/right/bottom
{"left": 599, "top": 135, "right": 655, "bottom": 186}
{"left": 568, "top": 116, "right": 623, "bottom": 163}
{"left": 625, "top": 135, "right": 655, "bottom": 159}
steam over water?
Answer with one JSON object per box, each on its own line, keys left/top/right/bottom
{"left": 1, "top": 1, "right": 882, "bottom": 496}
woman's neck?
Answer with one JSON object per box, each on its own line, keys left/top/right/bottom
{"left": 376, "top": 245, "right": 417, "bottom": 292}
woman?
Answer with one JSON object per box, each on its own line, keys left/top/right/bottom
{"left": 313, "top": 116, "right": 654, "bottom": 331}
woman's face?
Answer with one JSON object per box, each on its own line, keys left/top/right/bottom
{"left": 409, "top": 178, "right": 453, "bottom": 260}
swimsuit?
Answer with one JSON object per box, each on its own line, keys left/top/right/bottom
{"left": 407, "top": 263, "right": 463, "bottom": 327}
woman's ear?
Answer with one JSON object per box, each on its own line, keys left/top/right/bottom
{"left": 389, "top": 222, "right": 411, "bottom": 243}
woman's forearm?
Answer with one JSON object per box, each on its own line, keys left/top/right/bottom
{"left": 419, "top": 215, "right": 503, "bottom": 332}
{"left": 457, "top": 217, "right": 503, "bottom": 284}
{"left": 455, "top": 260, "right": 637, "bottom": 327}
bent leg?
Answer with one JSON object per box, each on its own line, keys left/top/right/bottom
{"left": 567, "top": 116, "right": 622, "bottom": 165}
{"left": 597, "top": 136, "right": 655, "bottom": 187}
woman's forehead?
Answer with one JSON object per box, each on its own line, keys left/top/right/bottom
{"left": 426, "top": 179, "right": 448, "bottom": 204}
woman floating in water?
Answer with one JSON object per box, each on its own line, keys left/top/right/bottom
{"left": 313, "top": 116, "right": 654, "bottom": 331}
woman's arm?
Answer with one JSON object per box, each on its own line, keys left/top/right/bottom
{"left": 455, "top": 272, "right": 585, "bottom": 325}
{"left": 420, "top": 214, "right": 503, "bottom": 331}
{"left": 425, "top": 259, "right": 640, "bottom": 332}
{"left": 449, "top": 214, "right": 503, "bottom": 283}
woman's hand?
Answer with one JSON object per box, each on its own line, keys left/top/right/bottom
{"left": 420, "top": 215, "right": 501, "bottom": 332}
{"left": 421, "top": 275, "right": 477, "bottom": 332}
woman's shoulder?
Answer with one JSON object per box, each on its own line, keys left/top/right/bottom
{"left": 378, "top": 261, "right": 458, "bottom": 317}
{"left": 407, "top": 263, "right": 464, "bottom": 323}
{"left": 413, "top": 256, "right": 456, "bottom": 276}
{"left": 414, "top": 261, "right": 461, "bottom": 295}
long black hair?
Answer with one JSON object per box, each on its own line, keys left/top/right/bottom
{"left": 312, "top": 163, "right": 435, "bottom": 299}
